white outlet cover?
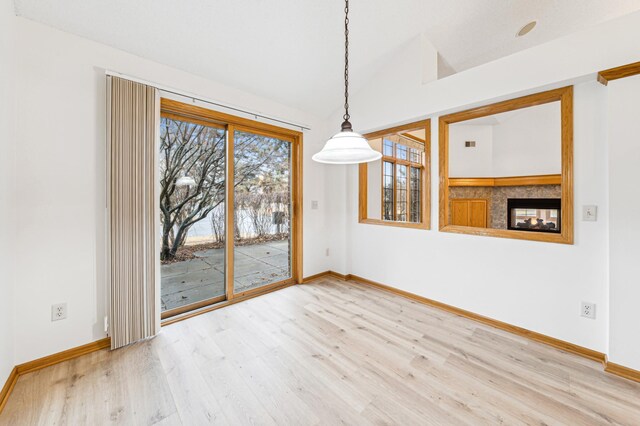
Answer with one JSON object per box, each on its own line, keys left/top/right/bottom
{"left": 582, "top": 205, "right": 597, "bottom": 221}
{"left": 311, "top": 200, "right": 319, "bottom": 210}
{"left": 51, "top": 303, "right": 67, "bottom": 321}
{"left": 581, "top": 302, "right": 596, "bottom": 319}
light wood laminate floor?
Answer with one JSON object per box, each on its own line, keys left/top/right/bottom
{"left": 2, "top": 277, "right": 640, "bottom": 425}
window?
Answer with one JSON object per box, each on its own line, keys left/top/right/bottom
{"left": 410, "top": 167, "right": 421, "bottom": 223}
{"left": 380, "top": 140, "right": 423, "bottom": 223}
{"left": 396, "top": 164, "right": 407, "bottom": 221}
{"left": 383, "top": 139, "right": 394, "bottom": 156}
{"left": 439, "top": 86, "right": 573, "bottom": 244}
{"left": 396, "top": 143, "right": 408, "bottom": 160}
{"left": 383, "top": 161, "right": 394, "bottom": 220}
{"left": 358, "top": 120, "right": 431, "bottom": 229}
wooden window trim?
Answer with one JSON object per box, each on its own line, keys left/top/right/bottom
{"left": 597, "top": 61, "right": 640, "bottom": 86}
{"left": 359, "top": 119, "right": 431, "bottom": 230}
{"left": 159, "top": 98, "right": 303, "bottom": 320}
{"left": 439, "top": 86, "right": 573, "bottom": 244}
{"left": 161, "top": 98, "right": 299, "bottom": 142}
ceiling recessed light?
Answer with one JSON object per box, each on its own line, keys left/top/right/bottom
{"left": 517, "top": 21, "right": 537, "bottom": 37}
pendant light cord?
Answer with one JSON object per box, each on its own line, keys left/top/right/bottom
{"left": 343, "top": 0, "right": 351, "bottom": 125}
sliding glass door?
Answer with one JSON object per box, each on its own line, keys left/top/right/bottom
{"left": 232, "top": 130, "right": 292, "bottom": 296}
{"left": 159, "top": 100, "right": 301, "bottom": 319}
{"left": 159, "top": 116, "right": 227, "bottom": 317}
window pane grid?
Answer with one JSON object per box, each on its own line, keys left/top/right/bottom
{"left": 410, "top": 167, "right": 420, "bottom": 223}
{"left": 383, "top": 161, "right": 394, "bottom": 221}
{"left": 383, "top": 139, "right": 394, "bottom": 157}
{"left": 372, "top": 126, "right": 428, "bottom": 227}
{"left": 380, "top": 140, "right": 425, "bottom": 224}
{"left": 410, "top": 148, "right": 420, "bottom": 164}
{"left": 396, "top": 165, "right": 407, "bottom": 222}
{"left": 396, "top": 144, "right": 408, "bottom": 160}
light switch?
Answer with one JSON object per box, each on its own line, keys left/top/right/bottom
{"left": 311, "top": 200, "right": 319, "bottom": 210}
{"left": 582, "top": 205, "right": 597, "bottom": 221}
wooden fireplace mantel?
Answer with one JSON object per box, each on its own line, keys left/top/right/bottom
{"left": 447, "top": 174, "right": 561, "bottom": 187}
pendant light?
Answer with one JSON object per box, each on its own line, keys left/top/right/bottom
{"left": 312, "top": 0, "right": 382, "bottom": 164}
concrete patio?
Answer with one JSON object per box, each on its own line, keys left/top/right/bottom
{"left": 161, "top": 240, "right": 290, "bottom": 312}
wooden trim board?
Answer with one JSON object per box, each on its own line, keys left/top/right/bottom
{"left": 225, "top": 123, "right": 236, "bottom": 302}
{"left": 0, "top": 337, "right": 111, "bottom": 415}
{"left": 0, "top": 368, "right": 18, "bottom": 414}
{"left": 161, "top": 98, "right": 301, "bottom": 141}
{"left": 302, "top": 270, "right": 336, "bottom": 283}
{"left": 604, "top": 361, "right": 640, "bottom": 383}
{"left": 15, "top": 338, "right": 112, "bottom": 376}
{"left": 448, "top": 174, "right": 561, "bottom": 187}
{"left": 304, "top": 271, "right": 639, "bottom": 383}
{"left": 598, "top": 61, "right": 640, "bottom": 85}
{"left": 160, "top": 295, "right": 227, "bottom": 320}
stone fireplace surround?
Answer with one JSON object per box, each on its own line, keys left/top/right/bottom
{"left": 449, "top": 184, "right": 562, "bottom": 229}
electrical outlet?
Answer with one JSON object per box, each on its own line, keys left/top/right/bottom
{"left": 581, "top": 302, "right": 596, "bottom": 319}
{"left": 51, "top": 303, "right": 67, "bottom": 321}
{"left": 311, "top": 200, "right": 319, "bottom": 210}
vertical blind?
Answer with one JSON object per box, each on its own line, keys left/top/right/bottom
{"left": 108, "top": 76, "right": 159, "bottom": 349}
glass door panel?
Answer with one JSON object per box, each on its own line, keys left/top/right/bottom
{"left": 233, "top": 130, "right": 292, "bottom": 295}
{"left": 159, "top": 116, "right": 226, "bottom": 317}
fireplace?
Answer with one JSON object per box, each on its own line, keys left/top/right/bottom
{"left": 507, "top": 198, "right": 561, "bottom": 233}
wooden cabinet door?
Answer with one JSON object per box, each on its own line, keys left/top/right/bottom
{"left": 451, "top": 199, "right": 470, "bottom": 226}
{"left": 469, "top": 200, "right": 487, "bottom": 228}
{"left": 450, "top": 199, "right": 487, "bottom": 228}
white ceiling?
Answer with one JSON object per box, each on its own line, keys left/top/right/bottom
{"left": 14, "top": 0, "right": 640, "bottom": 117}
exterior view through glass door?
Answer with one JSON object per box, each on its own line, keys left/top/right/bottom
{"left": 159, "top": 115, "right": 227, "bottom": 317}
{"left": 159, "top": 99, "right": 301, "bottom": 319}
{"left": 232, "top": 130, "right": 292, "bottom": 296}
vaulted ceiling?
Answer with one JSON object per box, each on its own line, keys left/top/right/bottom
{"left": 14, "top": 0, "right": 640, "bottom": 117}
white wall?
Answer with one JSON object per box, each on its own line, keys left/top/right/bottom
{"left": 608, "top": 74, "right": 640, "bottom": 370}
{"left": 325, "top": 10, "right": 640, "bottom": 353}
{"left": 449, "top": 102, "right": 562, "bottom": 178}
{"left": 0, "top": 0, "right": 16, "bottom": 385}
{"left": 11, "top": 15, "right": 331, "bottom": 364}
{"left": 449, "top": 125, "right": 493, "bottom": 177}
{"left": 492, "top": 102, "right": 561, "bottom": 177}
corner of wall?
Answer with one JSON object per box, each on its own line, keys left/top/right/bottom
{"left": 0, "top": 0, "right": 17, "bottom": 386}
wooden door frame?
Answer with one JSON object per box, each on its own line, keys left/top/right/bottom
{"left": 439, "top": 86, "right": 573, "bottom": 244}
{"left": 159, "top": 98, "right": 303, "bottom": 320}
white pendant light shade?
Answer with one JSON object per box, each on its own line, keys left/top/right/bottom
{"left": 312, "top": 0, "right": 379, "bottom": 165}
{"left": 313, "top": 130, "right": 382, "bottom": 164}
